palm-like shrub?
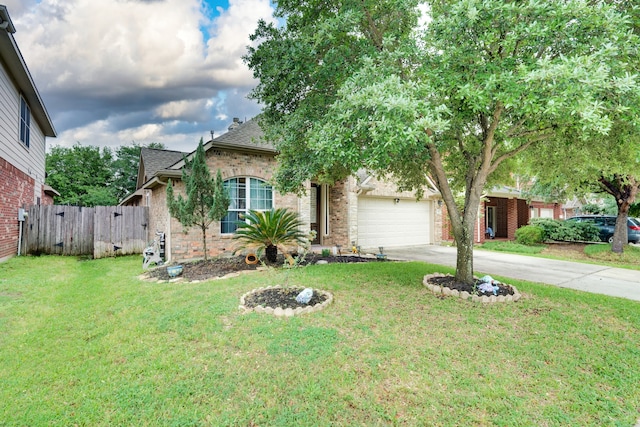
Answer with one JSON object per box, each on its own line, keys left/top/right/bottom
{"left": 233, "top": 208, "right": 308, "bottom": 263}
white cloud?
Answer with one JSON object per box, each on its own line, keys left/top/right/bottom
{"left": 204, "top": 0, "right": 275, "bottom": 86}
{"left": 9, "top": 0, "right": 274, "bottom": 150}
{"left": 154, "top": 99, "right": 210, "bottom": 121}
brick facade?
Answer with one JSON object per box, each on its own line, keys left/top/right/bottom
{"left": 146, "top": 145, "right": 443, "bottom": 261}
{"left": 150, "top": 148, "right": 300, "bottom": 261}
{"left": 442, "top": 197, "right": 565, "bottom": 244}
{"left": 0, "top": 157, "right": 36, "bottom": 260}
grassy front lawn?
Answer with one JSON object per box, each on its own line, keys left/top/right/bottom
{"left": 479, "top": 241, "right": 640, "bottom": 270}
{"left": 1, "top": 256, "right": 639, "bottom": 426}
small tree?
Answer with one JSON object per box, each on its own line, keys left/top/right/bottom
{"left": 166, "top": 139, "right": 230, "bottom": 261}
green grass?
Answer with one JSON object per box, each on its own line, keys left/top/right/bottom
{"left": 584, "top": 243, "right": 640, "bottom": 269}
{"left": 477, "top": 241, "right": 546, "bottom": 254}
{"left": 1, "top": 255, "right": 640, "bottom": 426}
{"left": 478, "top": 241, "right": 640, "bottom": 270}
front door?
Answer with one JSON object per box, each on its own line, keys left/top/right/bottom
{"left": 310, "top": 183, "right": 321, "bottom": 244}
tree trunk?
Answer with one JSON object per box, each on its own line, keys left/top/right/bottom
{"left": 266, "top": 245, "right": 278, "bottom": 263}
{"left": 599, "top": 175, "right": 639, "bottom": 254}
{"left": 611, "top": 211, "right": 628, "bottom": 254}
{"left": 454, "top": 224, "right": 475, "bottom": 284}
{"left": 201, "top": 226, "right": 208, "bottom": 261}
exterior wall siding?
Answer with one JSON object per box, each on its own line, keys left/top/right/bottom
{"left": 0, "top": 156, "right": 35, "bottom": 260}
{"left": 0, "top": 60, "right": 47, "bottom": 203}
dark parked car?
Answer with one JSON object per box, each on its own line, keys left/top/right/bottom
{"left": 566, "top": 215, "right": 640, "bottom": 244}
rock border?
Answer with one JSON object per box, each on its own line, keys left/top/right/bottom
{"left": 423, "top": 273, "right": 522, "bottom": 303}
{"left": 238, "top": 286, "right": 334, "bottom": 317}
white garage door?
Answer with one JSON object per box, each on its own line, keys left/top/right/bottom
{"left": 357, "top": 197, "right": 432, "bottom": 248}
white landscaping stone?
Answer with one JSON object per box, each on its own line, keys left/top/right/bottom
{"left": 513, "top": 293, "right": 521, "bottom": 302}
{"left": 505, "top": 295, "right": 513, "bottom": 302}
{"left": 284, "top": 308, "right": 294, "bottom": 317}
{"left": 497, "top": 296, "right": 505, "bottom": 303}
{"left": 264, "top": 307, "right": 274, "bottom": 314}
{"left": 460, "top": 291, "right": 470, "bottom": 300}
{"left": 451, "top": 289, "right": 459, "bottom": 297}
{"left": 274, "top": 307, "right": 285, "bottom": 317}
{"left": 255, "top": 306, "right": 265, "bottom": 313}
{"left": 472, "top": 295, "right": 480, "bottom": 302}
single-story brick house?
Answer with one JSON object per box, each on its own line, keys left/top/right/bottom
{"left": 122, "top": 118, "right": 443, "bottom": 262}
{"left": 0, "top": 6, "right": 57, "bottom": 262}
{"left": 441, "top": 186, "right": 569, "bottom": 244}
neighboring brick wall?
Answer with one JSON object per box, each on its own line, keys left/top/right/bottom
{"left": 529, "top": 201, "right": 562, "bottom": 220}
{"left": 41, "top": 191, "right": 54, "bottom": 205}
{"left": 506, "top": 198, "right": 518, "bottom": 239}
{"left": 0, "top": 157, "right": 35, "bottom": 260}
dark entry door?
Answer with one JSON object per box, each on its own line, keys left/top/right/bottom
{"left": 310, "top": 183, "right": 321, "bottom": 244}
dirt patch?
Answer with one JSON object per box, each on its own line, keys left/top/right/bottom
{"left": 145, "top": 254, "right": 385, "bottom": 282}
{"left": 540, "top": 243, "right": 591, "bottom": 261}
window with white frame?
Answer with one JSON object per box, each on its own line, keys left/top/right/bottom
{"left": 221, "top": 177, "right": 273, "bottom": 233}
{"left": 20, "top": 96, "right": 31, "bottom": 148}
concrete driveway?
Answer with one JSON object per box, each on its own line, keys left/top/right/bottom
{"left": 381, "top": 245, "right": 640, "bottom": 302}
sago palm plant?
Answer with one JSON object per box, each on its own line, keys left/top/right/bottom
{"left": 233, "top": 208, "right": 308, "bottom": 263}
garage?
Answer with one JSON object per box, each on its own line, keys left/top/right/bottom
{"left": 357, "top": 197, "right": 433, "bottom": 248}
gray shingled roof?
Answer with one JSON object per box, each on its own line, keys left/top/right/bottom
{"left": 140, "top": 147, "right": 186, "bottom": 180}
{"left": 211, "top": 118, "right": 274, "bottom": 152}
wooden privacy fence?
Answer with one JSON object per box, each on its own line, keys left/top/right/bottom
{"left": 22, "top": 205, "right": 149, "bottom": 259}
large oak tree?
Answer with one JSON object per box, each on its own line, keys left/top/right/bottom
{"left": 245, "top": 0, "right": 639, "bottom": 283}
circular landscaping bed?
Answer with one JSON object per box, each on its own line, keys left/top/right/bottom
{"left": 423, "top": 273, "right": 521, "bottom": 303}
{"left": 239, "top": 286, "right": 333, "bottom": 317}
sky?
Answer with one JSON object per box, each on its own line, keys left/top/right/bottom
{"left": 5, "top": 0, "right": 276, "bottom": 153}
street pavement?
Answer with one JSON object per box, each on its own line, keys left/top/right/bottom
{"left": 380, "top": 244, "right": 640, "bottom": 302}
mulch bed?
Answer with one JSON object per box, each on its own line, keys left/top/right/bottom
{"left": 146, "top": 253, "right": 385, "bottom": 281}
{"left": 243, "top": 287, "right": 328, "bottom": 309}
{"left": 427, "top": 275, "right": 516, "bottom": 297}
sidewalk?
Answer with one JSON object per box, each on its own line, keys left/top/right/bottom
{"left": 381, "top": 245, "right": 640, "bottom": 302}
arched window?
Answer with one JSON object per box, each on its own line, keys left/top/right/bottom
{"left": 221, "top": 177, "right": 273, "bottom": 233}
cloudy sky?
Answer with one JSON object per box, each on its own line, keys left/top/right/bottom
{"left": 6, "top": 0, "right": 276, "bottom": 153}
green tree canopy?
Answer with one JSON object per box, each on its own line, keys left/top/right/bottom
{"left": 46, "top": 142, "right": 166, "bottom": 207}
{"left": 521, "top": 0, "right": 640, "bottom": 253}
{"left": 166, "top": 139, "right": 230, "bottom": 261}
{"left": 246, "top": 0, "right": 640, "bottom": 283}
{"left": 46, "top": 144, "right": 116, "bottom": 206}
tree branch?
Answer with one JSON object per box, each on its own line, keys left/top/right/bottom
{"left": 488, "top": 132, "right": 554, "bottom": 174}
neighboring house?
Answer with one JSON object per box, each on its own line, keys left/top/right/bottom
{"left": 119, "top": 147, "right": 186, "bottom": 207}
{"left": 123, "top": 118, "right": 443, "bottom": 262}
{"left": 441, "top": 186, "right": 565, "bottom": 244}
{"left": 0, "top": 5, "right": 57, "bottom": 262}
